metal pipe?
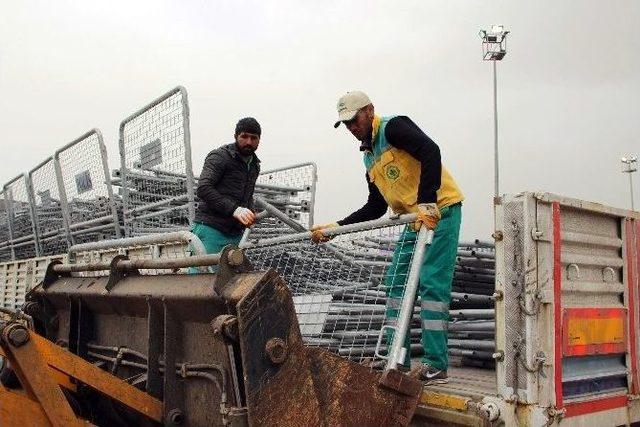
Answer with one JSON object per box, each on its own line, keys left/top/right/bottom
{"left": 448, "top": 339, "right": 495, "bottom": 351}
{"left": 67, "top": 214, "right": 118, "bottom": 231}
{"left": 243, "top": 213, "right": 418, "bottom": 249}
{"left": 53, "top": 251, "right": 222, "bottom": 273}
{"left": 253, "top": 196, "right": 306, "bottom": 232}
{"left": 385, "top": 227, "right": 433, "bottom": 370}
{"left": 493, "top": 59, "right": 499, "bottom": 197}
{"left": 131, "top": 205, "right": 189, "bottom": 221}
{"left": 449, "top": 309, "right": 494, "bottom": 319}
{"left": 124, "top": 195, "right": 189, "bottom": 215}
{"left": 255, "top": 182, "right": 306, "bottom": 193}
{"left": 68, "top": 231, "right": 206, "bottom": 259}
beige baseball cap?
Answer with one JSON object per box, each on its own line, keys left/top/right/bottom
{"left": 334, "top": 90, "right": 371, "bottom": 128}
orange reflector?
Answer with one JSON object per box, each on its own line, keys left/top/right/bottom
{"left": 563, "top": 308, "right": 627, "bottom": 356}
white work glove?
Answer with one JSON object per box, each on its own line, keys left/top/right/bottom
{"left": 310, "top": 222, "right": 339, "bottom": 243}
{"left": 233, "top": 207, "right": 256, "bottom": 227}
{"left": 412, "top": 203, "right": 440, "bottom": 232}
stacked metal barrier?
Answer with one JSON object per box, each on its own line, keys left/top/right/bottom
{"left": 115, "top": 86, "right": 195, "bottom": 236}
{"left": 0, "top": 195, "right": 13, "bottom": 262}
{"left": 29, "top": 157, "right": 68, "bottom": 256}
{"left": 3, "top": 174, "right": 38, "bottom": 260}
{"left": 0, "top": 86, "right": 319, "bottom": 261}
{"left": 254, "top": 163, "right": 316, "bottom": 227}
{"left": 240, "top": 163, "right": 318, "bottom": 244}
{"left": 55, "top": 130, "right": 120, "bottom": 246}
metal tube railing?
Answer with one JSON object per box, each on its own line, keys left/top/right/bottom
{"left": 383, "top": 226, "right": 433, "bottom": 370}
{"left": 67, "top": 231, "right": 207, "bottom": 259}
{"left": 241, "top": 213, "right": 419, "bottom": 249}
{"left": 53, "top": 251, "right": 222, "bottom": 273}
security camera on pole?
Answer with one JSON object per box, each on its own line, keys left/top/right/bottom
{"left": 479, "top": 25, "right": 509, "bottom": 200}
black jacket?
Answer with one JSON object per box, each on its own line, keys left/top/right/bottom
{"left": 195, "top": 143, "right": 260, "bottom": 235}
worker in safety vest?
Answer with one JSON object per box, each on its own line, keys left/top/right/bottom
{"left": 311, "top": 91, "right": 463, "bottom": 384}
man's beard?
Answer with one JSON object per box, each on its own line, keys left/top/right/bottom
{"left": 238, "top": 145, "right": 255, "bottom": 156}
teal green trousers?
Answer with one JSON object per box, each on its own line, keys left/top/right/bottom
{"left": 189, "top": 222, "right": 242, "bottom": 273}
{"left": 384, "top": 203, "right": 462, "bottom": 370}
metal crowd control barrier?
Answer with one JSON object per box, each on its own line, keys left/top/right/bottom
{"left": 240, "top": 163, "right": 318, "bottom": 245}
{"left": 242, "top": 214, "right": 421, "bottom": 367}
{"left": 243, "top": 215, "right": 496, "bottom": 368}
{"left": 255, "top": 162, "right": 317, "bottom": 228}
{"left": 2, "top": 174, "right": 38, "bottom": 260}
{"left": 0, "top": 191, "right": 12, "bottom": 262}
{"left": 28, "top": 156, "right": 69, "bottom": 256}
{"left": 116, "top": 86, "right": 195, "bottom": 237}
{"left": 54, "top": 129, "right": 121, "bottom": 245}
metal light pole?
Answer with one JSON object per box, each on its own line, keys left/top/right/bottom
{"left": 621, "top": 155, "right": 638, "bottom": 211}
{"left": 480, "top": 25, "right": 509, "bottom": 198}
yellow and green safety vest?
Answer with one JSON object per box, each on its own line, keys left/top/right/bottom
{"left": 363, "top": 115, "right": 464, "bottom": 214}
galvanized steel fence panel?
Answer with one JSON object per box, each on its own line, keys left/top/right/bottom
{"left": 245, "top": 218, "right": 495, "bottom": 368}
{"left": 0, "top": 191, "right": 12, "bottom": 262}
{"left": 3, "top": 174, "right": 38, "bottom": 259}
{"left": 255, "top": 162, "right": 317, "bottom": 228}
{"left": 29, "top": 157, "right": 69, "bottom": 255}
{"left": 246, "top": 220, "right": 415, "bottom": 366}
{"left": 116, "top": 86, "right": 194, "bottom": 236}
{"left": 55, "top": 129, "right": 120, "bottom": 245}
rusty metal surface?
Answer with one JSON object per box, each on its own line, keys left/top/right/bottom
{"left": 233, "top": 269, "right": 421, "bottom": 427}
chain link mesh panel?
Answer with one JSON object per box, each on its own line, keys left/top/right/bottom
{"left": 29, "top": 158, "right": 69, "bottom": 255}
{"left": 117, "top": 87, "right": 194, "bottom": 237}
{"left": 3, "top": 175, "right": 37, "bottom": 259}
{"left": 246, "top": 228, "right": 495, "bottom": 369}
{"left": 56, "top": 130, "right": 120, "bottom": 245}
{"left": 246, "top": 223, "right": 416, "bottom": 366}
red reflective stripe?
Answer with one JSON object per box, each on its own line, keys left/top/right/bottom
{"left": 552, "top": 202, "right": 563, "bottom": 408}
{"left": 564, "top": 395, "right": 628, "bottom": 418}
{"left": 628, "top": 219, "right": 639, "bottom": 394}
{"left": 564, "top": 342, "right": 625, "bottom": 356}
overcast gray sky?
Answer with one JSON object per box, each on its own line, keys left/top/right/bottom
{"left": 1, "top": 0, "right": 638, "bottom": 239}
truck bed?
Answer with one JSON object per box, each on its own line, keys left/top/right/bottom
{"left": 429, "top": 366, "right": 497, "bottom": 400}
